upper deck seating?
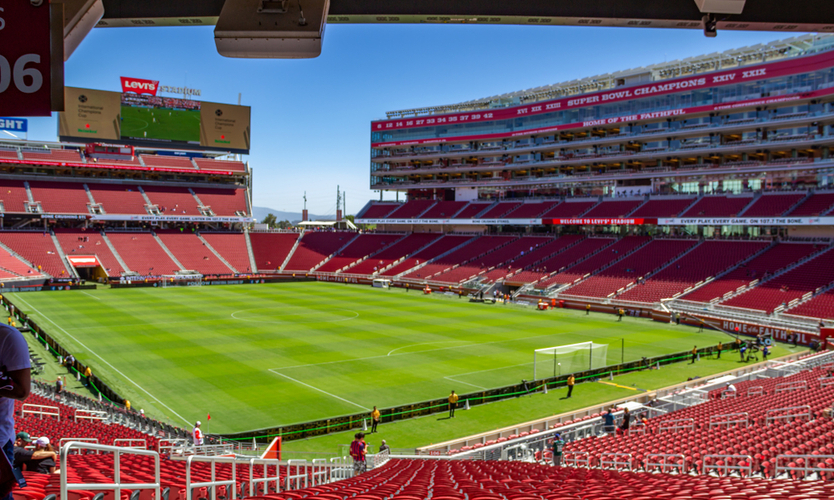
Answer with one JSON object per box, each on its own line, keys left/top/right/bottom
{"left": 453, "top": 203, "right": 492, "bottom": 218}
{"left": 28, "top": 182, "right": 90, "bottom": 214}
{"left": 540, "top": 200, "right": 598, "bottom": 218}
{"left": 502, "top": 201, "right": 559, "bottom": 218}
{"left": 359, "top": 203, "right": 400, "bottom": 219}
{"left": 630, "top": 197, "right": 696, "bottom": 218}
{"left": 192, "top": 188, "right": 247, "bottom": 216}
{"left": 741, "top": 193, "right": 806, "bottom": 217}
{"left": 87, "top": 184, "right": 148, "bottom": 215}
{"left": 787, "top": 192, "right": 834, "bottom": 216}
{"left": 0, "top": 180, "right": 30, "bottom": 213}
{"left": 140, "top": 155, "right": 196, "bottom": 169}
{"left": 418, "top": 201, "right": 468, "bottom": 219}
{"left": 582, "top": 199, "right": 643, "bottom": 218}
{"left": 141, "top": 186, "right": 199, "bottom": 215}
{"left": 682, "top": 195, "right": 754, "bottom": 217}
{"left": 22, "top": 149, "right": 83, "bottom": 163}
{"left": 478, "top": 202, "right": 522, "bottom": 218}
{"left": 193, "top": 158, "right": 246, "bottom": 172}
{"left": 386, "top": 200, "right": 436, "bottom": 219}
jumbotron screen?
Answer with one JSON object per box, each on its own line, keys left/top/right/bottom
{"left": 58, "top": 87, "right": 251, "bottom": 154}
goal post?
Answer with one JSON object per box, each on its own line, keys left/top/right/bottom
{"left": 534, "top": 342, "right": 608, "bottom": 380}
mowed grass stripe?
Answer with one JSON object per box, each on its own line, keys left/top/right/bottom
{"left": 10, "top": 282, "right": 731, "bottom": 433}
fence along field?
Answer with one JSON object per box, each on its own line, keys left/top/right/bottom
{"left": 8, "top": 281, "right": 733, "bottom": 433}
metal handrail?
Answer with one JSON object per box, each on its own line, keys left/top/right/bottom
{"left": 185, "top": 455, "right": 237, "bottom": 500}
{"left": 775, "top": 454, "right": 834, "bottom": 478}
{"left": 158, "top": 438, "right": 189, "bottom": 455}
{"left": 766, "top": 405, "right": 812, "bottom": 425}
{"left": 59, "top": 438, "right": 99, "bottom": 453}
{"left": 113, "top": 439, "right": 146, "bottom": 449}
{"left": 645, "top": 453, "right": 686, "bottom": 473}
{"left": 329, "top": 456, "right": 352, "bottom": 482}
{"left": 703, "top": 454, "right": 753, "bottom": 476}
{"left": 774, "top": 380, "right": 808, "bottom": 393}
{"left": 23, "top": 403, "right": 60, "bottom": 420}
{"left": 285, "top": 459, "right": 308, "bottom": 490}
{"left": 819, "top": 376, "right": 834, "bottom": 388}
{"left": 370, "top": 449, "right": 390, "bottom": 470}
{"left": 563, "top": 451, "right": 591, "bottom": 468}
{"left": 721, "top": 390, "right": 737, "bottom": 399}
{"left": 747, "top": 386, "right": 764, "bottom": 396}
{"left": 599, "top": 452, "right": 632, "bottom": 471}
{"left": 74, "top": 409, "right": 107, "bottom": 422}
{"left": 60, "top": 441, "right": 160, "bottom": 500}
{"left": 311, "top": 459, "right": 328, "bottom": 486}
{"left": 658, "top": 418, "right": 695, "bottom": 432}
{"left": 708, "top": 412, "right": 750, "bottom": 428}
{"left": 247, "top": 458, "right": 281, "bottom": 497}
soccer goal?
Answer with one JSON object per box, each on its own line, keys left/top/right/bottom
{"left": 534, "top": 342, "right": 608, "bottom": 380}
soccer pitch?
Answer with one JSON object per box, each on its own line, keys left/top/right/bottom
{"left": 120, "top": 106, "right": 201, "bottom": 142}
{"left": 9, "top": 282, "right": 734, "bottom": 434}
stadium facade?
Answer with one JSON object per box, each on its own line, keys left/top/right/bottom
{"left": 360, "top": 34, "right": 834, "bottom": 236}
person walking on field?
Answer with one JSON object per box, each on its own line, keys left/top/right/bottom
{"left": 586, "top": 304, "right": 591, "bottom": 315}
{"left": 691, "top": 346, "right": 697, "bottom": 364}
{"left": 566, "top": 375, "right": 575, "bottom": 398}
{"left": 448, "top": 390, "right": 459, "bottom": 418}
{"left": 370, "top": 406, "right": 380, "bottom": 433}
{"left": 716, "top": 341, "right": 722, "bottom": 359}
{"left": 617, "top": 308, "right": 624, "bottom": 322}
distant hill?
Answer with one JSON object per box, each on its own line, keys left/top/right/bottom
{"left": 252, "top": 206, "right": 332, "bottom": 224}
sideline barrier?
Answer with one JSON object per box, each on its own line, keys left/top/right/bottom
{"left": 60, "top": 441, "right": 161, "bottom": 500}
{"left": 185, "top": 455, "right": 236, "bottom": 500}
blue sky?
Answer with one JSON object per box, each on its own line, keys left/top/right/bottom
{"left": 22, "top": 24, "right": 803, "bottom": 215}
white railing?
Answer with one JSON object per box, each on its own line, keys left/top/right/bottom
{"left": 75, "top": 409, "right": 107, "bottom": 422}
{"left": 158, "top": 438, "right": 189, "bottom": 455}
{"left": 59, "top": 438, "right": 99, "bottom": 452}
{"left": 113, "top": 439, "right": 146, "bottom": 449}
{"left": 747, "top": 386, "right": 764, "bottom": 396}
{"left": 708, "top": 412, "right": 750, "bottom": 429}
{"left": 645, "top": 453, "right": 687, "bottom": 473}
{"left": 247, "top": 458, "right": 282, "bottom": 497}
{"left": 563, "top": 451, "right": 591, "bottom": 468}
{"left": 185, "top": 455, "right": 236, "bottom": 500}
{"left": 774, "top": 380, "right": 808, "bottom": 393}
{"left": 658, "top": 418, "right": 695, "bottom": 432}
{"left": 61, "top": 441, "right": 160, "bottom": 500}
{"left": 721, "top": 390, "right": 737, "bottom": 399}
{"left": 175, "top": 444, "right": 235, "bottom": 457}
{"left": 766, "top": 405, "right": 812, "bottom": 425}
{"left": 285, "top": 459, "right": 309, "bottom": 490}
{"left": 703, "top": 454, "right": 753, "bottom": 476}
{"left": 775, "top": 454, "right": 834, "bottom": 478}
{"left": 820, "top": 376, "right": 834, "bottom": 388}
{"left": 599, "top": 452, "right": 632, "bottom": 471}
{"left": 329, "top": 456, "right": 352, "bottom": 482}
{"left": 310, "top": 459, "right": 328, "bottom": 486}
{"left": 22, "top": 403, "right": 60, "bottom": 420}
{"left": 370, "top": 449, "right": 390, "bottom": 469}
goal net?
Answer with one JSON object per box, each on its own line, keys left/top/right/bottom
{"left": 534, "top": 342, "right": 608, "bottom": 380}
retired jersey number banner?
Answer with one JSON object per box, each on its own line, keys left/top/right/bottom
{"left": 0, "top": 1, "right": 64, "bottom": 116}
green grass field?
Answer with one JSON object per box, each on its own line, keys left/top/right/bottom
{"left": 120, "top": 106, "right": 201, "bottom": 142}
{"left": 8, "top": 282, "right": 769, "bottom": 436}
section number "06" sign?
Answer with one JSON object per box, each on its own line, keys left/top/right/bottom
{"left": 0, "top": 1, "right": 64, "bottom": 116}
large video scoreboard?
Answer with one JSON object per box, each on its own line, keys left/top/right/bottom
{"left": 59, "top": 85, "right": 251, "bottom": 154}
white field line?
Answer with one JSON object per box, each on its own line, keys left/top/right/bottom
{"left": 80, "top": 291, "right": 101, "bottom": 300}
{"left": 270, "top": 333, "right": 573, "bottom": 372}
{"left": 443, "top": 376, "right": 487, "bottom": 391}
{"left": 268, "top": 369, "right": 371, "bottom": 411}
{"left": 12, "top": 294, "right": 191, "bottom": 426}
{"left": 387, "top": 340, "right": 470, "bottom": 356}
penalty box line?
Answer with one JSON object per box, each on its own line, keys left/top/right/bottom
{"left": 444, "top": 361, "right": 535, "bottom": 392}
{"left": 267, "top": 369, "right": 371, "bottom": 412}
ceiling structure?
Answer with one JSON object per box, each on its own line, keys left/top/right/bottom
{"left": 96, "top": 0, "right": 834, "bottom": 31}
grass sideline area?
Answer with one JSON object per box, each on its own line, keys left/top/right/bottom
{"left": 8, "top": 282, "right": 770, "bottom": 434}
{"left": 280, "top": 343, "right": 797, "bottom": 457}
{"left": 120, "top": 106, "right": 201, "bottom": 142}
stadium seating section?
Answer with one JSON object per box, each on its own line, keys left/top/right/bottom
{"left": 142, "top": 186, "right": 199, "bottom": 215}
{"left": 418, "top": 201, "right": 468, "bottom": 219}
{"left": 248, "top": 232, "right": 300, "bottom": 271}
{"left": 345, "top": 233, "right": 441, "bottom": 275}
{"left": 582, "top": 200, "right": 643, "bottom": 218}
{"left": 386, "top": 200, "right": 436, "bottom": 219}
{"left": 200, "top": 233, "right": 253, "bottom": 273}
{"left": 741, "top": 193, "right": 805, "bottom": 217}
{"left": 540, "top": 201, "right": 598, "bottom": 218}
{"left": 87, "top": 185, "right": 148, "bottom": 215}
{"left": 681, "top": 196, "right": 754, "bottom": 217}
{"left": 629, "top": 197, "right": 696, "bottom": 218}
{"left": 157, "top": 232, "right": 234, "bottom": 275}
{"left": 55, "top": 229, "right": 125, "bottom": 276}
{"left": 0, "top": 179, "right": 31, "bottom": 214}
{"left": 401, "top": 236, "right": 506, "bottom": 280}
{"left": 29, "top": 182, "right": 91, "bottom": 214}
{"left": 283, "top": 232, "right": 358, "bottom": 272}
{"left": 316, "top": 234, "right": 404, "bottom": 273}
{"left": 786, "top": 191, "right": 834, "bottom": 216}
{"left": 503, "top": 202, "right": 558, "bottom": 218}
{"left": 0, "top": 232, "right": 69, "bottom": 277}
{"left": 106, "top": 233, "right": 181, "bottom": 275}
{"left": 191, "top": 188, "right": 247, "bottom": 216}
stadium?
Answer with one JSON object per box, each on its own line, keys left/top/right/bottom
{"left": 3, "top": 12, "right": 834, "bottom": 500}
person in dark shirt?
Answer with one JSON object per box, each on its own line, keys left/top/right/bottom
{"left": 26, "top": 437, "right": 57, "bottom": 474}
{"left": 602, "top": 410, "right": 616, "bottom": 435}
{"left": 12, "top": 432, "right": 32, "bottom": 472}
